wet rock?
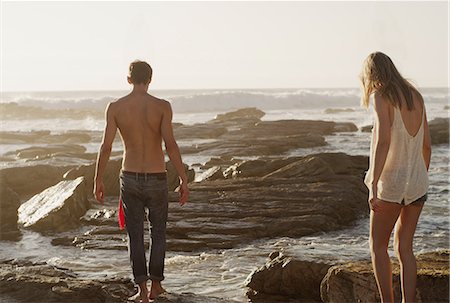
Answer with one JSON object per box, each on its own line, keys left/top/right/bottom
{"left": 246, "top": 252, "right": 331, "bottom": 302}
{"left": 182, "top": 119, "right": 358, "bottom": 157}
{"left": 0, "top": 130, "right": 51, "bottom": 144}
{"left": 320, "top": 250, "right": 450, "bottom": 303}
{"left": 64, "top": 159, "right": 122, "bottom": 197}
{"left": 0, "top": 259, "right": 228, "bottom": 303}
{"left": 63, "top": 153, "right": 369, "bottom": 252}
{"left": 174, "top": 124, "right": 228, "bottom": 139}
{"left": 196, "top": 166, "right": 224, "bottom": 182}
{"left": 202, "top": 156, "right": 242, "bottom": 169}
{"left": 263, "top": 156, "right": 334, "bottom": 179}
{"left": 223, "top": 158, "right": 298, "bottom": 179}
{"left": 18, "top": 177, "right": 90, "bottom": 232}
{"left": 429, "top": 117, "right": 449, "bottom": 145}
{"left": 333, "top": 122, "right": 358, "bottom": 132}
{"left": 0, "top": 259, "right": 135, "bottom": 302}
{"left": 6, "top": 144, "right": 87, "bottom": 160}
{"left": 0, "top": 187, "right": 21, "bottom": 241}
{"left": 0, "top": 131, "right": 93, "bottom": 145}
{"left": 209, "top": 107, "right": 265, "bottom": 126}
{"left": 0, "top": 102, "right": 104, "bottom": 120}
{"left": 152, "top": 292, "right": 228, "bottom": 303}
{"left": 166, "top": 161, "right": 196, "bottom": 191}
{"left": 324, "top": 108, "right": 355, "bottom": 114}
{"left": 172, "top": 108, "right": 358, "bottom": 157}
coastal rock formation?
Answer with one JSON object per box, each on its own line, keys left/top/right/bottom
{"left": 180, "top": 118, "right": 358, "bottom": 157}
{"left": 246, "top": 250, "right": 449, "bottom": 303}
{"left": 429, "top": 117, "right": 449, "bottom": 145}
{"left": 0, "top": 259, "right": 229, "bottom": 303}
{"left": 63, "top": 159, "right": 123, "bottom": 197}
{"left": 6, "top": 144, "right": 87, "bottom": 160}
{"left": 0, "top": 164, "right": 75, "bottom": 200}
{"left": 210, "top": 107, "right": 265, "bottom": 125}
{"left": 320, "top": 250, "right": 450, "bottom": 303}
{"left": 0, "top": 102, "right": 104, "bottom": 120}
{"left": 53, "top": 153, "right": 369, "bottom": 252}
{"left": 195, "top": 166, "right": 224, "bottom": 182}
{"left": 246, "top": 251, "right": 331, "bottom": 302}
{"left": 0, "top": 259, "right": 135, "bottom": 303}
{"left": 18, "top": 177, "right": 89, "bottom": 232}
{"left": 173, "top": 108, "right": 264, "bottom": 140}
{"left": 174, "top": 108, "right": 359, "bottom": 157}
{"left": 0, "top": 187, "right": 21, "bottom": 240}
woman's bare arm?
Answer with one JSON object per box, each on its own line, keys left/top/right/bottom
{"left": 422, "top": 109, "right": 432, "bottom": 171}
{"left": 371, "top": 92, "right": 392, "bottom": 210}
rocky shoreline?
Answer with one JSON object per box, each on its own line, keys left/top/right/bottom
{"left": 0, "top": 259, "right": 228, "bottom": 303}
{"left": 246, "top": 250, "right": 450, "bottom": 303}
{"left": 1, "top": 107, "right": 448, "bottom": 302}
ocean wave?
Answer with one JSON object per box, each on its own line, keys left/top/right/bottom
{"left": 1, "top": 88, "right": 448, "bottom": 118}
{"left": 0, "top": 102, "right": 104, "bottom": 120}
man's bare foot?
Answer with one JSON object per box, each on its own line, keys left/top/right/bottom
{"left": 149, "top": 281, "right": 166, "bottom": 300}
{"left": 138, "top": 281, "right": 150, "bottom": 303}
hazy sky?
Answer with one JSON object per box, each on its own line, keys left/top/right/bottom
{"left": 1, "top": 1, "right": 448, "bottom": 91}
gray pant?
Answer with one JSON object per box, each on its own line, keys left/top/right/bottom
{"left": 120, "top": 171, "right": 168, "bottom": 284}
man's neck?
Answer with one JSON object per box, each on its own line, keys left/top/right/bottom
{"left": 131, "top": 85, "right": 149, "bottom": 95}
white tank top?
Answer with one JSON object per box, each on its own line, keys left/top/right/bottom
{"left": 364, "top": 105, "right": 429, "bottom": 205}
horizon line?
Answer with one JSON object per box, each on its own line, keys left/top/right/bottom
{"left": 2, "top": 86, "right": 449, "bottom": 94}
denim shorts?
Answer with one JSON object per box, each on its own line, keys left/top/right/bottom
{"left": 401, "top": 194, "right": 427, "bottom": 206}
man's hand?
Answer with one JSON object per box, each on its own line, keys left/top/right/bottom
{"left": 94, "top": 180, "right": 105, "bottom": 204}
{"left": 178, "top": 181, "right": 189, "bottom": 206}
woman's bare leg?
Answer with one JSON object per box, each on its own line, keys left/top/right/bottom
{"left": 394, "top": 202, "right": 424, "bottom": 303}
{"left": 370, "top": 201, "right": 402, "bottom": 303}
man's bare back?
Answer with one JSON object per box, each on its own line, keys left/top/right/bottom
{"left": 111, "top": 92, "right": 169, "bottom": 173}
{"left": 94, "top": 84, "right": 187, "bottom": 204}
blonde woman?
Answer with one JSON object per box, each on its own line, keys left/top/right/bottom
{"left": 361, "top": 52, "right": 431, "bottom": 303}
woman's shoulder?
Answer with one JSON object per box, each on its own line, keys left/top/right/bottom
{"left": 373, "top": 91, "right": 390, "bottom": 109}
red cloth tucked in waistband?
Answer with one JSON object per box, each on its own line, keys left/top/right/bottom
{"left": 118, "top": 197, "right": 125, "bottom": 230}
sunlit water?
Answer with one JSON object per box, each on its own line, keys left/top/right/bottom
{"left": 0, "top": 88, "right": 448, "bottom": 301}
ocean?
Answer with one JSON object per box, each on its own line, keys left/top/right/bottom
{"left": 0, "top": 88, "right": 448, "bottom": 301}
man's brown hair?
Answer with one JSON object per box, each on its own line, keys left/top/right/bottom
{"left": 129, "top": 60, "right": 152, "bottom": 85}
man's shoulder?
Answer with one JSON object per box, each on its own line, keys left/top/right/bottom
{"left": 148, "top": 95, "right": 170, "bottom": 106}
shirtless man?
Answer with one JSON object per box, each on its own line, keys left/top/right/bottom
{"left": 93, "top": 60, "right": 189, "bottom": 303}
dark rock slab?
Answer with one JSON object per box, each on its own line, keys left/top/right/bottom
{"left": 0, "top": 259, "right": 230, "bottom": 303}
{"left": 320, "top": 250, "right": 450, "bottom": 303}
{"left": 0, "top": 164, "right": 75, "bottom": 200}
{"left": 0, "top": 187, "right": 21, "bottom": 240}
{"left": 56, "top": 153, "right": 369, "bottom": 252}
{"left": 0, "top": 259, "right": 135, "bottom": 302}
{"left": 429, "top": 117, "right": 449, "bottom": 145}
{"left": 5, "top": 144, "right": 87, "bottom": 160}
{"left": 246, "top": 251, "right": 331, "bottom": 302}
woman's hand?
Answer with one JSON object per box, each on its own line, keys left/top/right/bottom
{"left": 369, "top": 197, "right": 382, "bottom": 212}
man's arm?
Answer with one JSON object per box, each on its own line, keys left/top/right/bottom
{"left": 160, "top": 101, "right": 189, "bottom": 206}
{"left": 93, "top": 102, "right": 118, "bottom": 203}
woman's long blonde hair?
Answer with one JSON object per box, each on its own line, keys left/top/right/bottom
{"left": 360, "top": 52, "right": 417, "bottom": 110}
